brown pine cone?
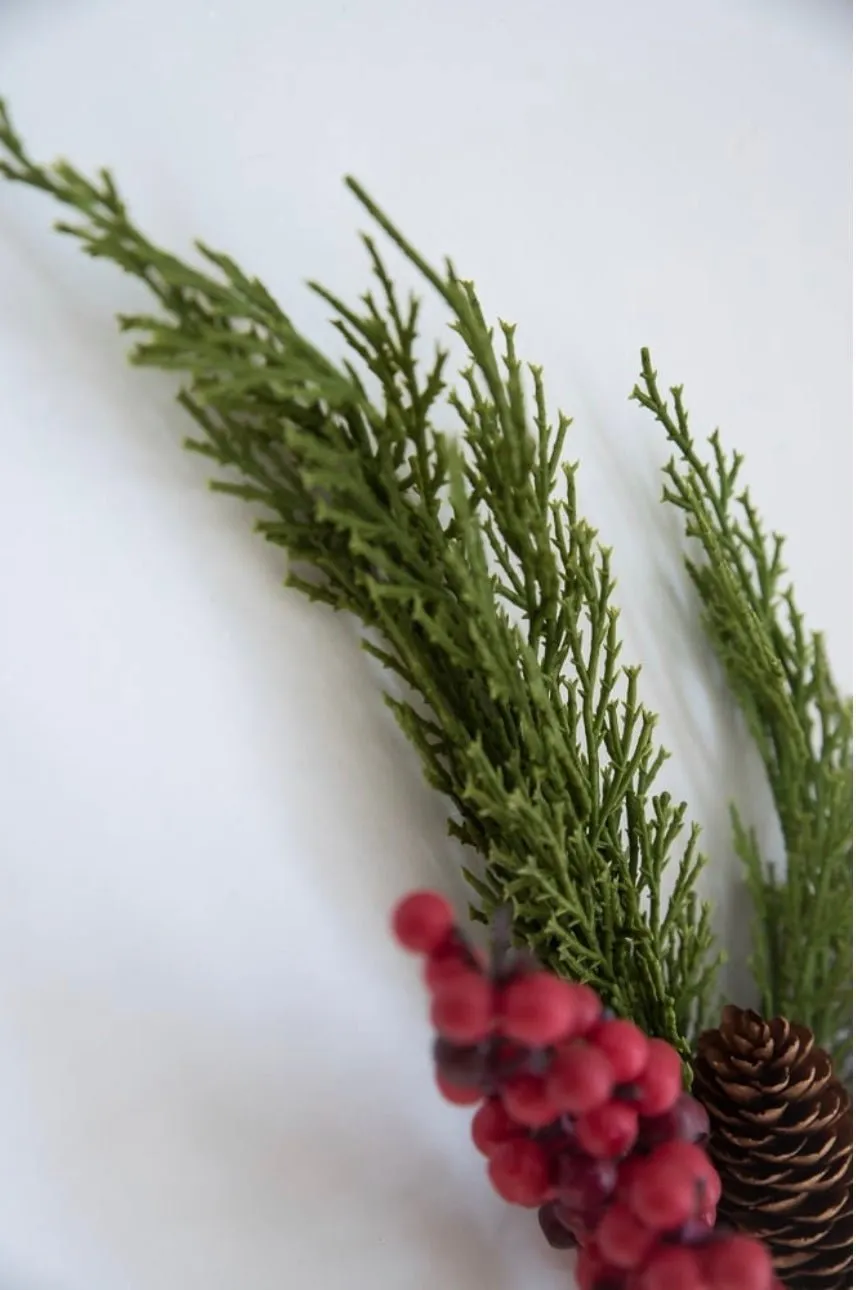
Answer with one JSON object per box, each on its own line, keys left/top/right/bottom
{"left": 693, "top": 1006, "right": 853, "bottom": 1290}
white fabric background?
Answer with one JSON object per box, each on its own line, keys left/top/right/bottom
{"left": 0, "top": 2, "right": 850, "bottom": 1288}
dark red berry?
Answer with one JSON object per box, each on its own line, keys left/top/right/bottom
{"left": 392, "top": 890, "right": 454, "bottom": 953}
{"left": 673, "top": 1090, "right": 710, "bottom": 1142}
{"left": 595, "top": 1202, "right": 656, "bottom": 1269}
{"left": 673, "top": 1216, "right": 717, "bottom": 1245}
{"left": 433, "top": 1037, "right": 490, "bottom": 1087}
{"left": 498, "top": 972, "right": 583, "bottom": 1045}
{"left": 430, "top": 971, "right": 493, "bottom": 1043}
{"left": 532, "top": 1118, "right": 573, "bottom": 1149}
{"left": 537, "top": 1202, "right": 579, "bottom": 1250}
{"left": 638, "top": 1092, "right": 710, "bottom": 1149}
{"left": 487, "top": 1137, "right": 550, "bottom": 1207}
{"left": 425, "top": 956, "right": 457, "bottom": 994}
{"left": 590, "top": 1018, "right": 649, "bottom": 1084}
{"left": 471, "top": 1097, "right": 523, "bottom": 1155}
{"left": 435, "top": 1071, "right": 482, "bottom": 1105}
{"left": 702, "top": 1234, "right": 774, "bottom": 1290}
{"left": 486, "top": 1038, "right": 530, "bottom": 1086}
{"left": 637, "top": 1245, "right": 706, "bottom": 1290}
{"left": 576, "top": 1099, "right": 639, "bottom": 1159}
{"left": 547, "top": 1042, "right": 615, "bottom": 1114}
{"left": 553, "top": 1202, "right": 598, "bottom": 1244}
{"left": 615, "top": 1154, "right": 646, "bottom": 1204}
{"left": 555, "top": 1153, "right": 618, "bottom": 1212}
{"left": 633, "top": 1039, "right": 683, "bottom": 1116}
{"left": 424, "top": 936, "right": 472, "bottom": 992}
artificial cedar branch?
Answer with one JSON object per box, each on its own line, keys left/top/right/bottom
{"left": 0, "top": 101, "right": 720, "bottom": 1053}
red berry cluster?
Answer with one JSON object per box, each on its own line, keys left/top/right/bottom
{"left": 392, "top": 891, "right": 783, "bottom": 1290}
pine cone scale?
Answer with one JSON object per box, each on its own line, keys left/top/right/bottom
{"left": 798, "top": 1121, "right": 851, "bottom": 1168}
{"left": 784, "top": 1057, "right": 833, "bottom": 1101}
{"left": 723, "top": 1161, "right": 803, "bottom": 1190}
{"left": 820, "top": 1210, "right": 854, "bottom": 1251}
{"left": 694, "top": 1006, "right": 853, "bottom": 1290}
{"left": 717, "top": 1152, "right": 850, "bottom": 1201}
{"left": 800, "top": 1246, "right": 854, "bottom": 1290}
{"left": 711, "top": 1131, "right": 818, "bottom": 1165}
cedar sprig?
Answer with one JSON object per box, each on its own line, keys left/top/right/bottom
{"left": 0, "top": 102, "right": 721, "bottom": 1052}
{"left": 632, "top": 350, "right": 852, "bottom": 1073}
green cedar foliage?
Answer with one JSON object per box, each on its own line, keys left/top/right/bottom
{"left": 633, "top": 353, "right": 852, "bottom": 1072}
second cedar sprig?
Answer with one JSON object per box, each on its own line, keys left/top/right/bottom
{"left": 632, "top": 353, "right": 853, "bottom": 1075}
{"left": 0, "top": 101, "right": 719, "bottom": 1053}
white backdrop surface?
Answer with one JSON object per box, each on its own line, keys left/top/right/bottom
{"left": 0, "top": 2, "right": 851, "bottom": 1288}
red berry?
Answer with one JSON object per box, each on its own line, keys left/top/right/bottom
{"left": 634, "top": 1039, "right": 683, "bottom": 1116}
{"left": 591, "top": 1018, "right": 649, "bottom": 1083}
{"left": 706, "top": 1170, "right": 722, "bottom": 1209}
{"left": 487, "top": 1138, "right": 550, "bottom": 1207}
{"left": 498, "top": 972, "right": 583, "bottom": 1045}
{"left": 392, "top": 890, "right": 454, "bottom": 953}
{"left": 575, "top": 1243, "right": 623, "bottom": 1290}
{"left": 571, "top": 983, "right": 606, "bottom": 1035}
{"left": 555, "top": 1153, "right": 618, "bottom": 1213}
{"left": 647, "top": 1140, "right": 721, "bottom": 1209}
{"left": 595, "top": 1202, "right": 656, "bottom": 1268}
{"left": 500, "top": 1072, "right": 559, "bottom": 1127}
{"left": 627, "top": 1154, "right": 697, "bottom": 1231}
{"left": 430, "top": 972, "right": 493, "bottom": 1043}
{"left": 637, "top": 1245, "right": 706, "bottom": 1290}
{"left": 471, "top": 1097, "right": 522, "bottom": 1155}
{"left": 547, "top": 1043, "right": 615, "bottom": 1114}
{"left": 576, "top": 1099, "right": 639, "bottom": 1159}
{"left": 435, "top": 1071, "right": 482, "bottom": 1105}
{"left": 702, "top": 1235, "right": 774, "bottom": 1290}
